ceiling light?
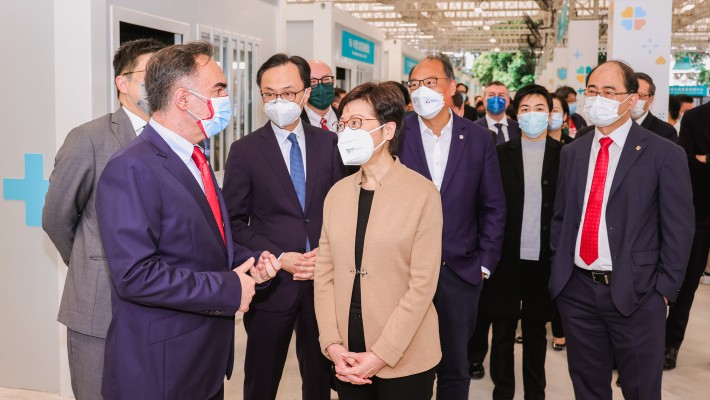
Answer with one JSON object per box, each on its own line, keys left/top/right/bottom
{"left": 489, "top": 38, "right": 497, "bottom": 43}
{"left": 494, "top": 47, "right": 501, "bottom": 52}
{"left": 475, "top": 7, "right": 483, "bottom": 13}
{"left": 483, "top": 25, "right": 491, "bottom": 31}
{"left": 400, "top": 23, "right": 417, "bottom": 27}
{"left": 418, "top": 35, "right": 434, "bottom": 39}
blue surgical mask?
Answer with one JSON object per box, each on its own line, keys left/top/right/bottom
{"left": 548, "top": 112, "right": 565, "bottom": 131}
{"left": 519, "top": 112, "right": 549, "bottom": 139}
{"left": 460, "top": 93, "right": 467, "bottom": 103}
{"left": 569, "top": 103, "right": 577, "bottom": 115}
{"left": 186, "top": 90, "right": 232, "bottom": 139}
{"left": 486, "top": 96, "right": 507, "bottom": 115}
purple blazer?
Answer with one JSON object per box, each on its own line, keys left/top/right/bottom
{"left": 221, "top": 121, "right": 344, "bottom": 311}
{"left": 96, "top": 125, "right": 260, "bottom": 400}
{"left": 474, "top": 116, "right": 521, "bottom": 142}
{"left": 398, "top": 113, "right": 506, "bottom": 285}
{"left": 549, "top": 122, "right": 695, "bottom": 316}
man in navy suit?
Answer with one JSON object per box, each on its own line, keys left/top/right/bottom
{"left": 96, "top": 42, "right": 280, "bottom": 400}
{"left": 550, "top": 61, "right": 694, "bottom": 400}
{"left": 222, "top": 54, "right": 344, "bottom": 400}
{"left": 630, "top": 72, "right": 678, "bottom": 143}
{"left": 398, "top": 55, "right": 506, "bottom": 400}
{"left": 475, "top": 80, "right": 521, "bottom": 143}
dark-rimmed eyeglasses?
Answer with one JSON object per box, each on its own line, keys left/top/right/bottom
{"left": 583, "top": 88, "right": 633, "bottom": 100}
{"left": 260, "top": 88, "right": 306, "bottom": 103}
{"left": 407, "top": 77, "right": 448, "bottom": 90}
{"left": 310, "top": 76, "right": 335, "bottom": 87}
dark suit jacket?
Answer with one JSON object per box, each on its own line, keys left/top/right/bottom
{"left": 569, "top": 113, "right": 588, "bottom": 130}
{"left": 398, "top": 113, "right": 506, "bottom": 285}
{"left": 463, "top": 104, "right": 478, "bottom": 121}
{"left": 679, "top": 102, "right": 710, "bottom": 231}
{"left": 480, "top": 137, "right": 561, "bottom": 319}
{"left": 575, "top": 124, "right": 595, "bottom": 138}
{"left": 641, "top": 112, "right": 678, "bottom": 143}
{"left": 300, "top": 105, "right": 340, "bottom": 130}
{"left": 549, "top": 122, "right": 695, "bottom": 316}
{"left": 222, "top": 121, "right": 344, "bottom": 311}
{"left": 96, "top": 125, "right": 259, "bottom": 400}
{"left": 474, "top": 116, "right": 521, "bottom": 143}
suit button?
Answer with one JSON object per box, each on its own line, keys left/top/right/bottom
{"left": 543, "top": 202, "right": 549, "bottom": 208}
{"left": 542, "top": 226, "right": 548, "bottom": 231}
{"left": 542, "top": 179, "right": 549, "bottom": 185}
{"left": 299, "top": 247, "right": 306, "bottom": 253}
{"left": 304, "top": 218, "right": 310, "bottom": 223}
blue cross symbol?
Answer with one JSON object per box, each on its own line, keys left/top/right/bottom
{"left": 642, "top": 38, "right": 659, "bottom": 55}
{"left": 573, "top": 50, "right": 582, "bottom": 60}
{"left": 577, "top": 88, "right": 584, "bottom": 94}
{"left": 3, "top": 154, "right": 49, "bottom": 227}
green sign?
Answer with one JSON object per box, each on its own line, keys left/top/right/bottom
{"left": 342, "top": 30, "right": 375, "bottom": 64}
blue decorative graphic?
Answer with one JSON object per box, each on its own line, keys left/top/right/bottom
{"left": 557, "top": 67, "right": 568, "bottom": 80}
{"left": 556, "top": 0, "right": 569, "bottom": 45}
{"left": 403, "top": 56, "right": 418, "bottom": 75}
{"left": 3, "top": 154, "right": 49, "bottom": 227}
{"left": 342, "top": 31, "right": 375, "bottom": 64}
{"left": 572, "top": 50, "right": 583, "bottom": 60}
{"left": 642, "top": 37, "right": 659, "bottom": 55}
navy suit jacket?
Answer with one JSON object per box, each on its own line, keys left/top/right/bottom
{"left": 640, "top": 112, "right": 678, "bottom": 143}
{"left": 679, "top": 102, "right": 710, "bottom": 231}
{"left": 549, "top": 122, "right": 694, "bottom": 316}
{"left": 398, "top": 113, "right": 506, "bottom": 285}
{"left": 96, "top": 125, "right": 259, "bottom": 400}
{"left": 474, "top": 116, "right": 521, "bottom": 142}
{"left": 222, "top": 121, "right": 344, "bottom": 311}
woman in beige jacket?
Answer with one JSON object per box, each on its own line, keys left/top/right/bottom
{"left": 314, "top": 81, "right": 443, "bottom": 400}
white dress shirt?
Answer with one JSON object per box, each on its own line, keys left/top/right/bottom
{"left": 634, "top": 110, "right": 649, "bottom": 126}
{"left": 272, "top": 121, "right": 307, "bottom": 176}
{"left": 123, "top": 106, "right": 147, "bottom": 135}
{"left": 485, "top": 114, "right": 509, "bottom": 141}
{"left": 574, "top": 118, "right": 632, "bottom": 271}
{"left": 418, "top": 109, "right": 453, "bottom": 191}
{"left": 149, "top": 119, "right": 205, "bottom": 192}
{"left": 304, "top": 104, "right": 338, "bottom": 132}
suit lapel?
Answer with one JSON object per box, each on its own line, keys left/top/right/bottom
{"left": 257, "top": 123, "right": 304, "bottom": 213}
{"left": 143, "top": 126, "right": 227, "bottom": 254}
{"left": 575, "top": 134, "right": 593, "bottom": 212}
{"left": 542, "top": 138, "right": 560, "bottom": 178}
{"left": 439, "top": 115, "right": 465, "bottom": 193}
{"left": 304, "top": 125, "right": 320, "bottom": 214}
{"left": 609, "top": 124, "right": 647, "bottom": 200}
{"left": 507, "top": 139, "right": 524, "bottom": 182}
{"left": 216, "top": 184, "right": 234, "bottom": 266}
{"left": 404, "top": 117, "right": 433, "bottom": 180}
{"left": 111, "top": 107, "right": 138, "bottom": 147}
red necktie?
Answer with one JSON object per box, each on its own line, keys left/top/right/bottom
{"left": 191, "top": 147, "right": 226, "bottom": 244}
{"left": 580, "top": 137, "right": 613, "bottom": 265}
{"left": 320, "top": 118, "right": 329, "bottom": 131}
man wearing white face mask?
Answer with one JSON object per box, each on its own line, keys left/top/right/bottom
{"left": 550, "top": 60, "right": 694, "bottom": 400}
{"left": 398, "top": 54, "right": 506, "bottom": 400}
{"left": 222, "top": 53, "right": 344, "bottom": 400}
{"left": 42, "top": 38, "right": 166, "bottom": 400}
{"left": 631, "top": 72, "right": 678, "bottom": 143}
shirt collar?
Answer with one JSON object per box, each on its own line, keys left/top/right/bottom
{"left": 122, "top": 106, "right": 148, "bottom": 134}
{"left": 271, "top": 119, "right": 306, "bottom": 146}
{"left": 486, "top": 113, "right": 508, "bottom": 127}
{"left": 593, "top": 117, "right": 632, "bottom": 150}
{"left": 635, "top": 110, "right": 649, "bottom": 125}
{"left": 149, "top": 118, "right": 199, "bottom": 164}
{"left": 417, "top": 109, "right": 454, "bottom": 137}
{"left": 305, "top": 104, "right": 336, "bottom": 125}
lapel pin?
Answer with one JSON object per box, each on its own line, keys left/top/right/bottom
{"left": 635, "top": 145, "right": 641, "bottom": 151}
{"left": 459, "top": 135, "right": 464, "bottom": 140}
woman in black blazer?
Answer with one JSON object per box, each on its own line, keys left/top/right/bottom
{"left": 477, "top": 84, "right": 562, "bottom": 400}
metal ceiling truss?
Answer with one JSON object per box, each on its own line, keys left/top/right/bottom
{"left": 286, "top": 0, "right": 710, "bottom": 54}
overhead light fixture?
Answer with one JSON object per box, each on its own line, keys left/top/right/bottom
{"left": 475, "top": 7, "right": 483, "bottom": 13}
{"left": 400, "top": 23, "right": 417, "bottom": 27}
{"left": 489, "top": 37, "right": 497, "bottom": 43}
{"left": 418, "top": 35, "right": 434, "bottom": 39}
{"left": 371, "top": 5, "right": 395, "bottom": 11}
{"left": 494, "top": 47, "right": 501, "bottom": 52}
{"left": 483, "top": 25, "right": 491, "bottom": 31}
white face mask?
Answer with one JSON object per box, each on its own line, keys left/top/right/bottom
{"left": 583, "top": 95, "right": 631, "bottom": 127}
{"left": 631, "top": 99, "right": 647, "bottom": 120}
{"left": 548, "top": 112, "right": 565, "bottom": 131}
{"left": 411, "top": 86, "right": 445, "bottom": 119}
{"left": 337, "top": 124, "right": 387, "bottom": 166}
{"left": 264, "top": 95, "right": 305, "bottom": 128}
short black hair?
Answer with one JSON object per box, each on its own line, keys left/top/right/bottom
{"left": 586, "top": 60, "right": 639, "bottom": 94}
{"left": 334, "top": 87, "right": 347, "bottom": 97}
{"left": 145, "top": 41, "right": 212, "bottom": 113}
{"left": 256, "top": 53, "right": 311, "bottom": 90}
{"left": 669, "top": 95, "right": 680, "bottom": 120}
{"left": 551, "top": 93, "right": 569, "bottom": 118}
{"left": 678, "top": 94, "right": 693, "bottom": 104}
{"left": 513, "top": 84, "right": 552, "bottom": 112}
{"left": 113, "top": 38, "right": 167, "bottom": 78}
{"left": 387, "top": 80, "right": 411, "bottom": 106}
{"left": 409, "top": 53, "right": 456, "bottom": 81}
{"left": 457, "top": 83, "right": 469, "bottom": 92}
{"left": 338, "top": 81, "right": 404, "bottom": 155}
{"left": 554, "top": 85, "right": 577, "bottom": 99}
{"left": 452, "top": 92, "right": 464, "bottom": 108}
{"left": 475, "top": 100, "right": 484, "bottom": 108}
{"left": 485, "top": 80, "right": 508, "bottom": 90}
{"left": 635, "top": 72, "right": 656, "bottom": 96}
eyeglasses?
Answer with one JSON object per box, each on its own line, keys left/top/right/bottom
{"left": 334, "top": 117, "right": 380, "bottom": 133}
{"left": 310, "top": 75, "right": 335, "bottom": 87}
{"left": 260, "top": 88, "right": 306, "bottom": 103}
{"left": 583, "top": 88, "right": 633, "bottom": 100}
{"left": 122, "top": 70, "right": 146, "bottom": 82}
{"left": 407, "top": 77, "right": 448, "bottom": 90}
{"left": 637, "top": 92, "right": 652, "bottom": 100}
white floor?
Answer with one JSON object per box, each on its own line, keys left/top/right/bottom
{"left": 2, "top": 284, "right": 709, "bottom": 400}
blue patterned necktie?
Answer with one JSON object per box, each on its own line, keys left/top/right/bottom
{"left": 287, "top": 133, "right": 310, "bottom": 251}
{"left": 495, "top": 123, "right": 505, "bottom": 144}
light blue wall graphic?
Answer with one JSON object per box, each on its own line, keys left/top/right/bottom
{"left": 403, "top": 56, "right": 418, "bottom": 75}
{"left": 3, "top": 154, "right": 49, "bottom": 227}
{"left": 342, "top": 30, "right": 375, "bottom": 64}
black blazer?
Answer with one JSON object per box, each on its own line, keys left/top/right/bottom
{"left": 462, "top": 104, "right": 478, "bottom": 121}
{"left": 479, "top": 137, "right": 562, "bottom": 319}
{"left": 474, "top": 116, "right": 521, "bottom": 143}
{"left": 679, "top": 101, "right": 710, "bottom": 230}
{"left": 640, "top": 112, "right": 678, "bottom": 143}
{"left": 300, "top": 105, "right": 340, "bottom": 130}
{"left": 569, "top": 113, "right": 588, "bottom": 130}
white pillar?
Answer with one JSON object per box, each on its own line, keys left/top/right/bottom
{"left": 607, "top": 0, "right": 672, "bottom": 120}
{"left": 567, "top": 20, "right": 600, "bottom": 95}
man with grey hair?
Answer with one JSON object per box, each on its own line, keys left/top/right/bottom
{"left": 43, "top": 38, "right": 166, "bottom": 399}
{"left": 95, "top": 41, "right": 280, "bottom": 400}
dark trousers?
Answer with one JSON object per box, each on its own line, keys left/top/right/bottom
{"left": 666, "top": 230, "right": 710, "bottom": 349}
{"left": 557, "top": 268, "right": 666, "bottom": 400}
{"left": 550, "top": 302, "right": 565, "bottom": 339}
{"left": 434, "top": 264, "right": 483, "bottom": 400}
{"left": 243, "top": 282, "right": 331, "bottom": 400}
{"left": 468, "top": 311, "right": 492, "bottom": 364}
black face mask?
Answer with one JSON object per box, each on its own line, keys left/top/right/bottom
{"left": 476, "top": 111, "right": 486, "bottom": 119}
